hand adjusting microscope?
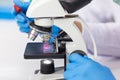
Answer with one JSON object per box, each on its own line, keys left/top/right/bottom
{"left": 24, "top": 0, "right": 92, "bottom": 80}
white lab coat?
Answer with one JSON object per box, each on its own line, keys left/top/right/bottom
{"left": 75, "top": 0, "right": 120, "bottom": 57}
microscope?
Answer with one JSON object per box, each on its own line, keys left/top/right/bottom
{"left": 23, "top": 0, "right": 92, "bottom": 80}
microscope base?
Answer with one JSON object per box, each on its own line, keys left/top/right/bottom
{"left": 30, "top": 67, "right": 64, "bottom": 80}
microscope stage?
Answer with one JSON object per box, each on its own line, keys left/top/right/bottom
{"left": 24, "top": 43, "right": 66, "bottom": 59}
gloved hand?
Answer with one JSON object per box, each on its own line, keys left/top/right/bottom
{"left": 13, "top": 0, "right": 32, "bottom": 33}
{"left": 13, "top": 0, "right": 61, "bottom": 40}
{"left": 49, "top": 25, "right": 61, "bottom": 43}
{"left": 64, "top": 53, "right": 116, "bottom": 80}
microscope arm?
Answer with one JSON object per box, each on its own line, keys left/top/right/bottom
{"left": 54, "top": 16, "right": 87, "bottom": 54}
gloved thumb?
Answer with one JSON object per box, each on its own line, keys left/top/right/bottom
{"left": 69, "top": 53, "right": 88, "bottom": 63}
{"left": 13, "top": 0, "right": 31, "bottom": 12}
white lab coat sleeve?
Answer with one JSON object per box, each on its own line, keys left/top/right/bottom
{"left": 77, "top": 0, "right": 120, "bottom": 57}
{"left": 83, "top": 23, "right": 120, "bottom": 57}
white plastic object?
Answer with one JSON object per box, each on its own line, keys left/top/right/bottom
{"left": 26, "top": 0, "right": 67, "bottom": 18}
{"left": 54, "top": 16, "right": 88, "bottom": 54}
{"left": 34, "top": 18, "right": 53, "bottom": 27}
{"left": 80, "top": 17, "right": 98, "bottom": 59}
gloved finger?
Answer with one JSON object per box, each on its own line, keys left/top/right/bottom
{"left": 69, "top": 53, "right": 88, "bottom": 63}
{"left": 64, "top": 65, "right": 84, "bottom": 79}
{"left": 12, "top": 8, "right": 17, "bottom": 16}
{"left": 51, "top": 25, "right": 61, "bottom": 37}
{"left": 102, "top": 66, "right": 115, "bottom": 78}
{"left": 66, "top": 63, "right": 78, "bottom": 70}
{"left": 17, "top": 22, "right": 30, "bottom": 28}
{"left": 52, "top": 25, "right": 61, "bottom": 34}
{"left": 49, "top": 37, "right": 54, "bottom": 43}
{"left": 19, "top": 27, "right": 30, "bottom": 33}
{"left": 17, "top": 22, "right": 30, "bottom": 33}
{"left": 16, "top": 14, "right": 27, "bottom": 23}
{"left": 64, "top": 74, "right": 82, "bottom": 80}
{"left": 49, "top": 25, "right": 61, "bottom": 43}
{"left": 13, "top": 0, "right": 31, "bottom": 12}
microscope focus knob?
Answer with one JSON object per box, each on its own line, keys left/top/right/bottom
{"left": 40, "top": 59, "right": 55, "bottom": 74}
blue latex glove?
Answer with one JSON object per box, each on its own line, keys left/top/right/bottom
{"left": 64, "top": 53, "right": 116, "bottom": 80}
{"left": 13, "top": 0, "right": 32, "bottom": 33}
{"left": 49, "top": 25, "right": 61, "bottom": 43}
{"left": 13, "top": 0, "right": 61, "bottom": 40}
